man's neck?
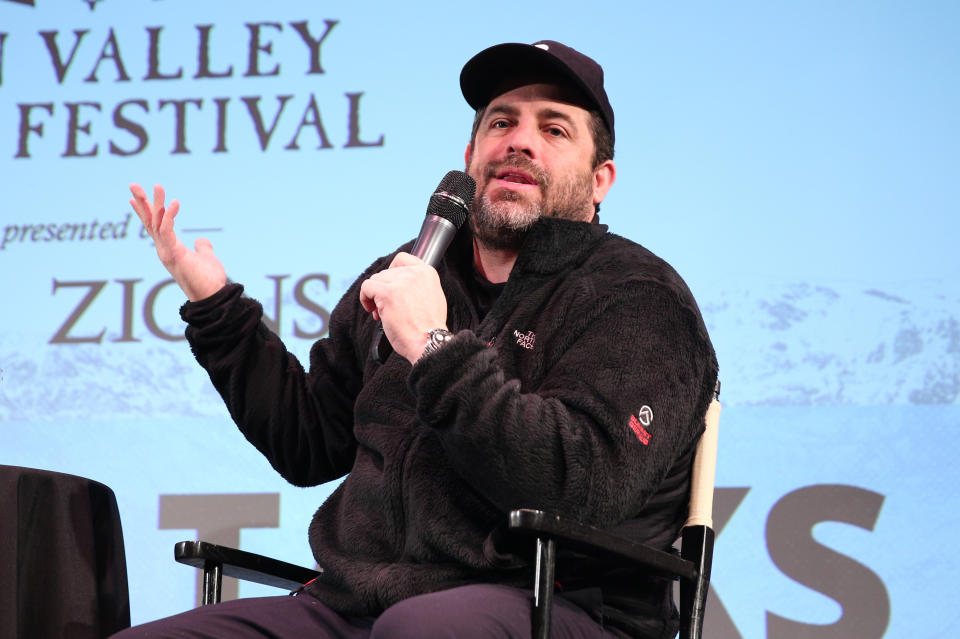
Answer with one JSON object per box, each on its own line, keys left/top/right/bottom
{"left": 472, "top": 239, "right": 519, "bottom": 284}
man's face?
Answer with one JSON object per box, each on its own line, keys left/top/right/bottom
{"left": 464, "top": 82, "right": 614, "bottom": 250}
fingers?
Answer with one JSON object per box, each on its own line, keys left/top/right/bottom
{"left": 129, "top": 183, "right": 154, "bottom": 218}
{"left": 129, "top": 183, "right": 168, "bottom": 233}
{"left": 129, "top": 198, "right": 142, "bottom": 221}
{"left": 389, "top": 252, "right": 423, "bottom": 268}
{"left": 158, "top": 199, "right": 179, "bottom": 237}
{"left": 129, "top": 183, "right": 182, "bottom": 244}
{"left": 359, "top": 259, "right": 448, "bottom": 363}
{"left": 153, "top": 184, "right": 165, "bottom": 209}
{"left": 129, "top": 183, "right": 151, "bottom": 226}
{"left": 358, "top": 279, "right": 381, "bottom": 314}
{"left": 129, "top": 183, "right": 146, "bottom": 202}
{"left": 150, "top": 184, "right": 167, "bottom": 230}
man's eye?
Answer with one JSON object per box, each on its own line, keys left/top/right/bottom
{"left": 546, "top": 126, "right": 566, "bottom": 137}
{"left": 492, "top": 120, "right": 510, "bottom": 129}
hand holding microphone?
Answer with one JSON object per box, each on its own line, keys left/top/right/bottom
{"left": 361, "top": 170, "right": 475, "bottom": 364}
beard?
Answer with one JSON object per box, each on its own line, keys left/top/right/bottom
{"left": 468, "top": 154, "right": 595, "bottom": 251}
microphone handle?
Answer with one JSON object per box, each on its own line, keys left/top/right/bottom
{"left": 370, "top": 215, "right": 459, "bottom": 364}
{"left": 411, "top": 215, "right": 458, "bottom": 266}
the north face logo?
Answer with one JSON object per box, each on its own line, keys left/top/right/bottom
{"left": 513, "top": 330, "right": 535, "bottom": 350}
{"left": 628, "top": 405, "right": 653, "bottom": 444}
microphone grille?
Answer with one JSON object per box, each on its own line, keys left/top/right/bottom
{"left": 427, "top": 170, "right": 475, "bottom": 229}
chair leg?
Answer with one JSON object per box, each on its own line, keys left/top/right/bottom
{"left": 201, "top": 561, "right": 223, "bottom": 605}
{"left": 532, "top": 537, "right": 556, "bottom": 639}
{"left": 679, "top": 526, "right": 714, "bottom": 639}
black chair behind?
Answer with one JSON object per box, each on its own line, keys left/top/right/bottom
{"left": 1, "top": 465, "right": 130, "bottom": 639}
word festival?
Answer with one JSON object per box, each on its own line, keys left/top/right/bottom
{"left": 1, "top": 18, "right": 387, "bottom": 158}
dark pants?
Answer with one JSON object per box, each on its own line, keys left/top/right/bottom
{"left": 110, "top": 584, "right": 620, "bottom": 638}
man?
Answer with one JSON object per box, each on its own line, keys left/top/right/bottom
{"left": 117, "top": 40, "right": 717, "bottom": 639}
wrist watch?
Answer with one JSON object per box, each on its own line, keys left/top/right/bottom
{"left": 420, "top": 328, "right": 454, "bottom": 360}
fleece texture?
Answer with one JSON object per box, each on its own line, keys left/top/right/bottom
{"left": 181, "top": 216, "right": 718, "bottom": 639}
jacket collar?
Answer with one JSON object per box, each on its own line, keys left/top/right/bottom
{"left": 512, "top": 216, "right": 609, "bottom": 276}
{"left": 448, "top": 215, "right": 609, "bottom": 281}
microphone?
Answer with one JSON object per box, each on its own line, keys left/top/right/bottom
{"left": 370, "top": 170, "right": 476, "bottom": 363}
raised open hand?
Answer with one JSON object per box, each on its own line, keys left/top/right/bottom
{"left": 129, "top": 183, "right": 227, "bottom": 302}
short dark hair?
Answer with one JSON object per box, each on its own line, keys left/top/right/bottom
{"left": 587, "top": 109, "right": 614, "bottom": 168}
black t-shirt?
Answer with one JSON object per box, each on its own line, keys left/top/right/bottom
{"left": 468, "top": 269, "right": 506, "bottom": 321}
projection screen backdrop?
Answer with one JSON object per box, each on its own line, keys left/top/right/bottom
{"left": 2, "top": 1, "right": 958, "bottom": 637}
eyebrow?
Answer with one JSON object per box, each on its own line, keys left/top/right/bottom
{"left": 484, "top": 103, "right": 520, "bottom": 120}
{"left": 538, "top": 107, "right": 578, "bottom": 131}
{"left": 484, "top": 104, "right": 580, "bottom": 133}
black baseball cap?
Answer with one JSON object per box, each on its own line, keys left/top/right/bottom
{"left": 460, "top": 40, "right": 615, "bottom": 144}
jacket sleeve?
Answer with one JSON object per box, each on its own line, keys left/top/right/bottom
{"left": 407, "top": 280, "right": 718, "bottom": 528}
{"left": 180, "top": 265, "right": 383, "bottom": 487}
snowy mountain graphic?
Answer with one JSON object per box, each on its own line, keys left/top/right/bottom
{"left": 1, "top": 278, "right": 957, "bottom": 422}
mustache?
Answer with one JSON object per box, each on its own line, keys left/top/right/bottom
{"left": 482, "top": 155, "right": 550, "bottom": 188}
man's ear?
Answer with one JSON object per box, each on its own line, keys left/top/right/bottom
{"left": 592, "top": 159, "right": 616, "bottom": 206}
{"left": 464, "top": 142, "right": 472, "bottom": 169}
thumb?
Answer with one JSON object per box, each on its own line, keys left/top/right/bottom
{"left": 194, "top": 237, "right": 215, "bottom": 255}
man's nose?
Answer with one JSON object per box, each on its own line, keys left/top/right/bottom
{"left": 505, "top": 122, "right": 537, "bottom": 158}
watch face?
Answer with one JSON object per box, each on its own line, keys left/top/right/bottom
{"left": 427, "top": 329, "right": 453, "bottom": 352}
{"left": 421, "top": 330, "right": 453, "bottom": 361}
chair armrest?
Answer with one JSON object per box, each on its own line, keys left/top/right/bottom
{"left": 508, "top": 509, "right": 696, "bottom": 582}
{"left": 174, "top": 541, "right": 321, "bottom": 592}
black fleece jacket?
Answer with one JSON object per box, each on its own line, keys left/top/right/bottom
{"left": 181, "top": 216, "right": 718, "bottom": 638}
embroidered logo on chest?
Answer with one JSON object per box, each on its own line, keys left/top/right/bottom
{"left": 513, "top": 330, "right": 536, "bottom": 350}
{"left": 628, "top": 405, "right": 654, "bottom": 445}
